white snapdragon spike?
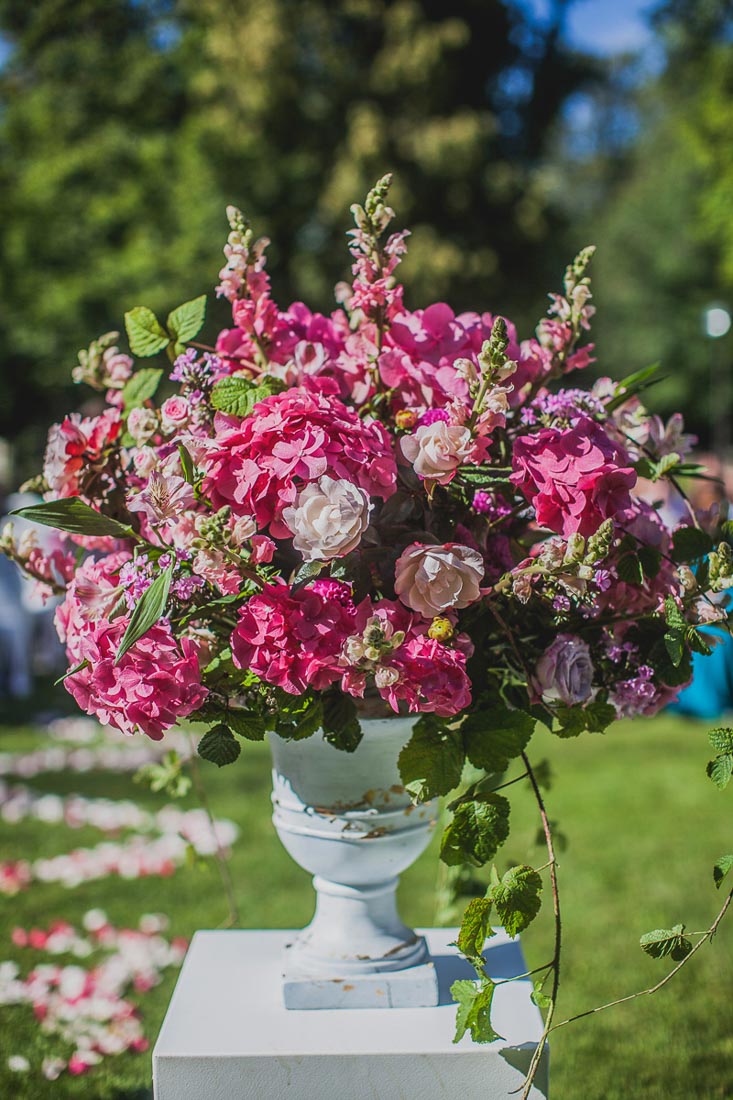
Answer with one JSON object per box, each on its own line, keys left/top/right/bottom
{"left": 282, "top": 476, "right": 371, "bottom": 561}
{"left": 394, "top": 542, "right": 484, "bottom": 618}
{"left": 400, "top": 421, "right": 475, "bottom": 483}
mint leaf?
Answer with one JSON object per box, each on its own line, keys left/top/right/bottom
{"left": 398, "top": 715, "right": 464, "bottom": 802}
{"left": 671, "top": 526, "right": 713, "bottom": 564}
{"left": 709, "top": 727, "right": 733, "bottom": 753}
{"left": 451, "top": 978, "right": 502, "bottom": 1044}
{"left": 121, "top": 367, "right": 163, "bottom": 410}
{"left": 198, "top": 724, "right": 241, "bottom": 767}
{"left": 707, "top": 754, "right": 733, "bottom": 790}
{"left": 639, "top": 924, "right": 692, "bottom": 961}
{"left": 456, "top": 897, "right": 494, "bottom": 960}
{"left": 115, "top": 564, "right": 173, "bottom": 665}
{"left": 9, "top": 498, "right": 132, "bottom": 538}
{"left": 167, "top": 295, "right": 206, "bottom": 345}
{"left": 714, "top": 855, "right": 733, "bottom": 889}
{"left": 440, "top": 793, "right": 510, "bottom": 867}
{"left": 225, "top": 709, "right": 266, "bottom": 742}
{"left": 125, "top": 306, "right": 170, "bottom": 357}
{"left": 490, "top": 864, "right": 543, "bottom": 937}
{"left": 462, "top": 704, "right": 534, "bottom": 773}
{"left": 322, "top": 691, "right": 363, "bottom": 753}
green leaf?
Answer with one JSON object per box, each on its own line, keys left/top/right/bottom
{"left": 291, "top": 559, "right": 326, "bottom": 592}
{"left": 440, "top": 793, "right": 510, "bottom": 867}
{"left": 605, "top": 362, "right": 663, "bottom": 412}
{"left": 451, "top": 978, "right": 502, "bottom": 1044}
{"left": 713, "top": 855, "right": 733, "bottom": 889}
{"left": 167, "top": 295, "right": 207, "bottom": 344}
{"left": 637, "top": 545, "right": 662, "bottom": 579}
{"left": 709, "top": 727, "right": 733, "bottom": 753}
{"left": 489, "top": 865, "right": 543, "bottom": 937}
{"left": 707, "top": 754, "right": 733, "bottom": 790}
{"left": 178, "top": 442, "right": 195, "bottom": 484}
{"left": 531, "top": 982, "right": 553, "bottom": 1010}
{"left": 554, "top": 701, "right": 616, "bottom": 738}
{"left": 124, "top": 306, "right": 170, "bottom": 357}
{"left": 398, "top": 716, "right": 465, "bottom": 802}
{"left": 456, "top": 897, "right": 494, "bottom": 960}
{"left": 9, "top": 498, "right": 133, "bottom": 538}
{"left": 121, "top": 367, "right": 163, "bottom": 410}
{"left": 54, "top": 658, "right": 89, "bottom": 686}
{"left": 463, "top": 704, "right": 535, "bottom": 773}
{"left": 210, "top": 376, "right": 282, "bottom": 418}
{"left": 651, "top": 452, "right": 682, "bottom": 481}
{"left": 639, "top": 924, "right": 692, "bottom": 961}
{"left": 198, "top": 724, "right": 241, "bottom": 768}
{"left": 671, "top": 526, "right": 713, "bottom": 564}
{"left": 225, "top": 709, "right": 267, "bottom": 742}
{"left": 322, "top": 692, "right": 363, "bottom": 753}
{"left": 115, "top": 564, "right": 173, "bottom": 665}
{"left": 274, "top": 694, "right": 323, "bottom": 741}
{"left": 616, "top": 553, "right": 644, "bottom": 585}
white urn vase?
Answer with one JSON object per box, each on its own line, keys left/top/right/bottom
{"left": 268, "top": 714, "right": 440, "bottom": 1009}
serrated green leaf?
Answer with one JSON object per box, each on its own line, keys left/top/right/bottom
{"left": 554, "top": 701, "right": 616, "bottom": 738}
{"left": 115, "top": 564, "right": 173, "bottom": 665}
{"left": 456, "top": 897, "right": 494, "bottom": 959}
{"left": 451, "top": 978, "right": 502, "bottom": 1044}
{"left": 274, "top": 695, "right": 323, "bottom": 741}
{"left": 709, "top": 727, "right": 733, "bottom": 753}
{"left": 671, "top": 526, "right": 713, "bottom": 564}
{"left": 167, "top": 295, "right": 207, "bottom": 344}
{"left": 616, "top": 553, "right": 644, "bottom": 585}
{"left": 440, "top": 793, "right": 510, "bottom": 868}
{"left": 125, "top": 306, "right": 170, "bottom": 357}
{"left": 713, "top": 855, "right": 733, "bottom": 889}
{"left": 398, "top": 716, "right": 464, "bottom": 802}
{"left": 198, "top": 724, "right": 241, "bottom": 767}
{"left": 121, "top": 367, "right": 163, "bottom": 410}
{"left": 225, "top": 709, "right": 266, "bottom": 742}
{"left": 637, "top": 545, "right": 662, "bottom": 579}
{"left": 322, "top": 691, "right": 363, "bottom": 753}
{"left": 489, "top": 865, "right": 543, "bottom": 937}
{"left": 707, "top": 754, "right": 733, "bottom": 790}
{"left": 10, "top": 498, "right": 133, "bottom": 538}
{"left": 639, "top": 924, "right": 692, "bottom": 961}
{"left": 462, "top": 704, "right": 535, "bottom": 774}
{"left": 210, "top": 376, "right": 282, "bottom": 419}
{"left": 651, "top": 452, "right": 682, "bottom": 481}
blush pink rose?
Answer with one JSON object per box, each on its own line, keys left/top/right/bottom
{"left": 394, "top": 543, "right": 484, "bottom": 617}
{"left": 511, "top": 416, "right": 636, "bottom": 537}
{"left": 160, "top": 396, "right": 190, "bottom": 434}
{"left": 400, "top": 422, "right": 477, "bottom": 485}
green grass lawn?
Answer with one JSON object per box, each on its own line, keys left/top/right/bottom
{"left": 0, "top": 701, "right": 731, "bottom": 1100}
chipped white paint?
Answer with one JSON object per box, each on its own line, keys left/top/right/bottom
{"left": 269, "top": 716, "right": 440, "bottom": 1008}
{"left": 152, "top": 928, "right": 549, "bottom": 1099}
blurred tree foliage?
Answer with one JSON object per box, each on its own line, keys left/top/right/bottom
{"left": 563, "top": 0, "right": 733, "bottom": 446}
{"left": 0, "top": 0, "right": 597, "bottom": 476}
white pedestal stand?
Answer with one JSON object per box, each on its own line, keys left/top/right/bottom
{"left": 152, "top": 927, "right": 549, "bottom": 1099}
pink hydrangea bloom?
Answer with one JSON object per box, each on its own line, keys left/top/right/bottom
{"left": 64, "top": 620, "right": 207, "bottom": 740}
{"left": 230, "top": 581, "right": 355, "bottom": 694}
{"left": 511, "top": 416, "right": 636, "bottom": 537}
{"left": 43, "top": 409, "right": 121, "bottom": 498}
{"left": 382, "top": 635, "right": 472, "bottom": 717}
{"left": 202, "top": 389, "right": 396, "bottom": 537}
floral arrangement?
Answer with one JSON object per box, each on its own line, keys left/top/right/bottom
{"left": 4, "top": 176, "right": 733, "bottom": 1095}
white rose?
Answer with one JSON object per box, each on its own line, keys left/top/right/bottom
{"left": 282, "top": 476, "right": 371, "bottom": 562}
{"left": 400, "top": 421, "right": 475, "bottom": 484}
{"left": 127, "top": 407, "right": 158, "bottom": 445}
{"left": 394, "top": 542, "right": 484, "bottom": 617}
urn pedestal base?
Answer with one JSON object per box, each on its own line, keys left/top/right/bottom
{"left": 152, "top": 928, "right": 549, "bottom": 1100}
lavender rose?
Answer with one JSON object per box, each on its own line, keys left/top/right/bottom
{"left": 533, "top": 634, "right": 594, "bottom": 706}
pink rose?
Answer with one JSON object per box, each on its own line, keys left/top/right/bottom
{"left": 400, "top": 421, "right": 476, "bottom": 485}
{"left": 250, "top": 535, "right": 275, "bottom": 564}
{"left": 533, "top": 634, "right": 594, "bottom": 706}
{"left": 394, "top": 543, "right": 484, "bottom": 617}
{"left": 511, "top": 416, "right": 636, "bottom": 537}
{"left": 160, "top": 396, "right": 191, "bottom": 434}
